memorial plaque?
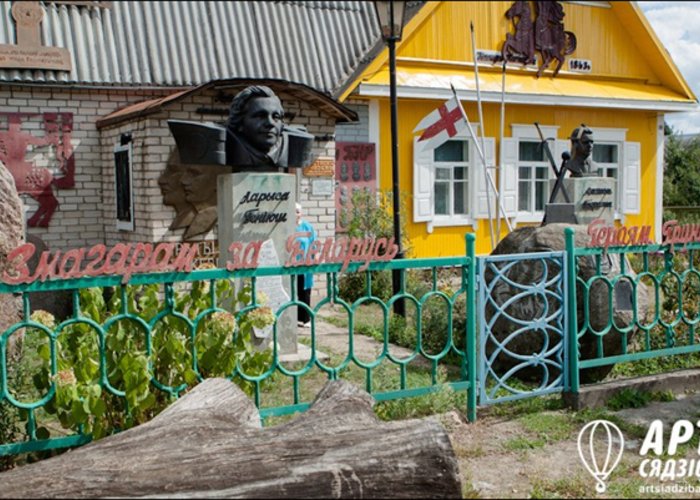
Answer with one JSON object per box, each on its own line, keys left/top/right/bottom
{"left": 218, "top": 172, "right": 297, "bottom": 354}
{"left": 311, "top": 178, "right": 334, "bottom": 196}
{"left": 303, "top": 157, "right": 334, "bottom": 177}
{"left": 0, "top": 2, "right": 72, "bottom": 72}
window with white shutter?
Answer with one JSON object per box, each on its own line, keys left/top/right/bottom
{"left": 412, "top": 134, "right": 495, "bottom": 231}
{"left": 621, "top": 141, "right": 641, "bottom": 215}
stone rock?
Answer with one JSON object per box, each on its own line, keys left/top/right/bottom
{"left": 487, "top": 223, "right": 650, "bottom": 383}
{"left": 0, "top": 161, "right": 25, "bottom": 360}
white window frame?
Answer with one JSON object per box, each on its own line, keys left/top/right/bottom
{"left": 114, "top": 142, "right": 134, "bottom": 231}
{"left": 413, "top": 127, "right": 492, "bottom": 233}
{"left": 510, "top": 124, "right": 560, "bottom": 224}
{"left": 590, "top": 127, "right": 628, "bottom": 221}
{"left": 433, "top": 140, "right": 471, "bottom": 221}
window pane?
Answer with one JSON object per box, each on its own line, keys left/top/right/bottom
{"left": 519, "top": 181, "right": 530, "bottom": 211}
{"left": 436, "top": 167, "right": 452, "bottom": 180}
{"left": 536, "top": 166, "right": 548, "bottom": 179}
{"left": 535, "top": 180, "right": 547, "bottom": 210}
{"left": 434, "top": 141, "right": 466, "bottom": 162}
{"left": 435, "top": 182, "right": 449, "bottom": 215}
{"left": 519, "top": 141, "right": 544, "bottom": 162}
{"left": 454, "top": 181, "right": 469, "bottom": 214}
{"left": 519, "top": 166, "right": 531, "bottom": 179}
{"left": 593, "top": 144, "right": 618, "bottom": 163}
{"left": 454, "top": 166, "right": 468, "bottom": 180}
{"left": 115, "top": 149, "right": 131, "bottom": 222}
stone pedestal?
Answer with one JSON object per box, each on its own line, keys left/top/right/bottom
{"left": 546, "top": 176, "right": 616, "bottom": 225}
{"left": 218, "top": 172, "right": 297, "bottom": 355}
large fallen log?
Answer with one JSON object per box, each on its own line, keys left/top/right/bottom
{"left": 0, "top": 379, "right": 462, "bottom": 498}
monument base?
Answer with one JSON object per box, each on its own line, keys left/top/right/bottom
{"left": 548, "top": 177, "right": 616, "bottom": 225}
{"left": 544, "top": 203, "right": 577, "bottom": 224}
{"left": 217, "top": 172, "right": 298, "bottom": 355}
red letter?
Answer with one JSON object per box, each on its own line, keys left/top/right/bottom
{"left": 58, "top": 248, "right": 86, "bottom": 279}
{"left": 2, "top": 243, "right": 35, "bottom": 284}
{"left": 172, "top": 243, "right": 198, "bottom": 273}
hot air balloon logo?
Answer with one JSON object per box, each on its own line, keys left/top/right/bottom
{"left": 577, "top": 420, "right": 625, "bottom": 493}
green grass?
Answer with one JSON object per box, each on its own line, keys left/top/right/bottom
{"left": 530, "top": 475, "right": 592, "bottom": 499}
{"left": 606, "top": 388, "right": 675, "bottom": 411}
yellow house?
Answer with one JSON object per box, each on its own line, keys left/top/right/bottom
{"left": 339, "top": 1, "right": 697, "bottom": 257}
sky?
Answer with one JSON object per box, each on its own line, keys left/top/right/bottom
{"left": 639, "top": 1, "right": 700, "bottom": 134}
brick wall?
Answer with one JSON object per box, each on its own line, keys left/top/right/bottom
{"left": 0, "top": 84, "right": 174, "bottom": 250}
{"left": 335, "top": 101, "right": 369, "bottom": 143}
{"left": 0, "top": 82, "right": 344, "bottom": 305}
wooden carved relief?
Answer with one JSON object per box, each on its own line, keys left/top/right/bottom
{"left": 502, "top": 1, "right": 577, "bottom": 78}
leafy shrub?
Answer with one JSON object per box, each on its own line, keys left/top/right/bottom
{"left": 337, "top": 188, "right": 410, "bottom": 304}
{"left": 29, "top": 279, "right": 273, "bottom": 441}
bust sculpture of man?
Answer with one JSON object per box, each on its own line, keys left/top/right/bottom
{"left": 225, "top": 85, "right": 288, "bottom": 170}
{"left": 168, "top": 85, "right": 314, "bottom": 170}
{"left": 565, "top": 125, "right": 598, "bottom": 177}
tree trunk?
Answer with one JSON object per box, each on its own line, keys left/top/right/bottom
{"left": 0, "top": 379, "right": 462, "bottom": 498}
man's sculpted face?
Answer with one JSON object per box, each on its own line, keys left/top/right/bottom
{"left": 574, "top": 134, "right": 594, "bottom": 159}
{"left": 239, "top": 96, "right": 284, "bottom": 152}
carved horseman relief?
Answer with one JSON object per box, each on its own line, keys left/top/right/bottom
{"left": 501, "top": 1, "right": 577, "bottom": 78}
{"left": 501, "top": 1, "right": 536, "bottom": 65}
{"left": 534, "top": 1, "right": 576, "bottom": 77}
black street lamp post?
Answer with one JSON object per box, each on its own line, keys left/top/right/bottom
{"left": 374, "top": 1, "right": 406, "bottom": 316}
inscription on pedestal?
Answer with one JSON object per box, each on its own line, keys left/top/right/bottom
{"left": 549, "top": 177, "right": 616, "bottom": 225}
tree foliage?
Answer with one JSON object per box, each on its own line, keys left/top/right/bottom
{"left": 664, "top": 126, "right": 700, "bottom": 207}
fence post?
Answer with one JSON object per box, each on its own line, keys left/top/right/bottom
{"left": 466, "top": 233, "right": 477, "bottom": 422}
{"left": 564, "top": 227, "right": 580, "bottom": 394}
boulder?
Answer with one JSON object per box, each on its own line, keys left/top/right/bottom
{"left": 0, "top": 162, "right": 24, "bottom": 360}
{"left": 487, "top": 223, "right": 650, "bottom": 383}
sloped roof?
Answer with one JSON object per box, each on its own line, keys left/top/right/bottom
{"left": 95, "top": 78, "right": 359, "bottom": 129}
{"left": 0, "top": 1, "right": 385, "bottom": 97}
{"left": 343, "top": 1, "right": 697, "bottom": 111}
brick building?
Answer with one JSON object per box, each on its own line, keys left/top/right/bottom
{"left": 0, "top": 1, "right": 381, "bottom": 267}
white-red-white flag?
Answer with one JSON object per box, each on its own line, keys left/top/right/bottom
{"left": 413, "top": 96, "right": 467, "bottom": 151}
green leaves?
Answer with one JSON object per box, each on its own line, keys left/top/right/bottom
{"left": 31, "top": 281, "right": 272, "bottom": 441}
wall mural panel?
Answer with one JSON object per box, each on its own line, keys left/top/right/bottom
{"left": 0, "top": 112, "right": 75, "bottom": 227}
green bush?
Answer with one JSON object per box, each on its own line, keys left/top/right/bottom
{"left": 337, "top": 188, "right": 410, "bottom": 304}
{"left": 29, "top": 280, "right": 274, "bottom": 441}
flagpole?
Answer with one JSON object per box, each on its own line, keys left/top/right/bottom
{"left": 497, "top": 60, "right": 507, "bottom": 241}
{"left": 450, "top": 84, "right": 513, "bottom": 235}
{"left": 470, "top": 21, "right": 496, "bottom": 251}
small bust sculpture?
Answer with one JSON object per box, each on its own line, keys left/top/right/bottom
{"left": 566, "top": 125, "right": 598, "bottom": 177}
{"left": 168, "top": 85, "right": 315, "bottom": 170}
{"left": 225, "top": 85, "right": 288, "bottom": 170}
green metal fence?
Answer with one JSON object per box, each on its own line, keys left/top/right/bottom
{"left": 565, "top": 227, "right": 700, "bottom": 392}
{"left": 0, "top": 235, "right": 477, "bottom": 458}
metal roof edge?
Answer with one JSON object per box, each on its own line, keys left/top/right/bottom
{"left": 357, "top": 83, "right": 699, "bottom": 112}
{"left": 97, "top": 78, "right": 358, "bottom": 130}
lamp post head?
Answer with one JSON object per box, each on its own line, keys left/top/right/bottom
{"left": 374, "top": 1, "right": 407, "bottom": 41}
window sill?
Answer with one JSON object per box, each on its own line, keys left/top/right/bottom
{"left": 425, "top": 217, "right": 475, "bottom": 233}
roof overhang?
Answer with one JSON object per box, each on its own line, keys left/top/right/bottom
{"left": 354, "top": 61, "right": 698, "bottom": 113}
{"left": 97, "top": 78, "right": 358, "bottom": 130}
